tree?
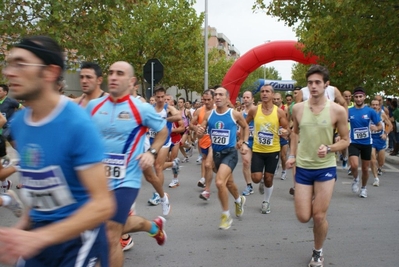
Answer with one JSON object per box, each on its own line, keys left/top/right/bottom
{"left": 208, "top": 48, "right": 235, "bottom": 88}
{"left": 253, "top": 0, "right": 399, "bottom": 95}
{"left": 0, "top": 0, "right": 205, "bottom": 96}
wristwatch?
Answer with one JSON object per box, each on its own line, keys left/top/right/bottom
{"left": 243, "top": 141, "right": 249, "bottom": 146}
{"left": 325, "top": 145, "right": 331, "bottom": 154}
{"left": 147, "top": 148, "right": 157, "bottom": 156}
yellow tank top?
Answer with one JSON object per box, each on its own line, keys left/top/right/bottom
{"left": 296, "top": 100, "right": 336, "bottom": 169}
{"left": 252, "top": 105, "right": 280, "bottom": 153}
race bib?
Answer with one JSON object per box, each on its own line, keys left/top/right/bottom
{"left": 258, "top": 131, "right": 273, "bottom": 145}
{"left": 211, "top": 129, "right": 230, "bottom": 145}
{"left": 249, "top": 126, "right": 254, "bottom": 137}
{"left": 19, "top": 166, "right": 76, "bottom": 212}
{"left": 353, "top": 127, "right": 369, "bottom": 140}
{"left": 148, "top": 130, "right": 156, "bottom": 138}
{"left": 103, "top": 153, "right": 127, "bottom": 179}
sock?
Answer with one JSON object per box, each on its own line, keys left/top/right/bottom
{"left": 222, "top": 210, "right": 230, "bottom": 217}
{"left": 173, "top": 179, "right": 179, "bottom": 183}
{"left": 361, "top": 186, "right": 366, "bottom": 189}
{"left": 313, "top": 248, "right": 323, "bottom": 254}
{"left": 0, "top": 195, "right": 11, "bottom": 206}
{"left": 282, "top": 170, "right": 286, "bottom": 174}
{"left": 1, "top": 181, "right": 7, "bottom": 187}
{"left": 148, "top": 222, "right": 159, "bottom": 235}
{"left": 247, "top": 183, "right": 252, "bottom": 188}
{"left": 121, "top": 235, "right": 130, "bottom": 240}
{"left": 235, "top": 197, "right": 241, "bottom": 204}
{"left": 264, "top": 185, "right": 274, "bottom": 203}
{"left": 161, "top": 195, "right": 168, "bottom": 202}
{"left": 354, "top": 176, "right": 359, "bottom": 182}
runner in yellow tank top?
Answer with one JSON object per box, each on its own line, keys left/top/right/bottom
{"left": 245, "top": 84, "right": 289, "bottom": 215}
{"left": 286, "top": 65, "right": 349, "bottom": 267}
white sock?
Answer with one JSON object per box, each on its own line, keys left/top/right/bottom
{"left": 235, "top": 197, "right": 241, "bottom": 204}
{"left": 264, "top": 185, "right": 274, "bottom": 203}
{"left": 161, "top": 195, "right": 168, "bottom": 202}
{"left": 1, "top": 195, "right": 11, "bottom": 206}
{"left": 222, "top": 210, "right": 230, "bottom": 217}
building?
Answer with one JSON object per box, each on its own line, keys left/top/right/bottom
{"left": 206, "top": 26, "right": 240, "bottom": 59}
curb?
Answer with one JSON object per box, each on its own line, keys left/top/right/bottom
{"left": 385, "top": 151, "right": 399, "bottom": 165}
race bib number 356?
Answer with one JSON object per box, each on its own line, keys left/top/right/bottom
{"left": 211, "top": 129, "right": 230, "bottom": 145}
{"left": 103, "top": 153, "right": 127, "bottom": 179}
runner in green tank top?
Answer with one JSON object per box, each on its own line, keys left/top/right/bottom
{"left": 286, "top": 65, "right": 349, "bottom": 267}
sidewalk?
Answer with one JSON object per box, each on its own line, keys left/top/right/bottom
{"left": 385, "top": 150, "right": 399, "bottom": 165}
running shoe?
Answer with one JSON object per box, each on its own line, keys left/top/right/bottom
{"left": 261, "top": 201, "right": 271, "bottom": 214}
{"left": 120, "top": 235, "right": 134, "bottom": 251}
{"left": 148, "top": 192, "right": 161, "bottom": 206}
{"left": 199, "top": 190, "right": 210, "bottom": 201}
{"left": 218, "top": 214, "right": 233, "bottom": 230}
{"left": 258, "top": 180, "right": 265, "bottom": 195}
{"left": 160, "top": 193, "right": 171, "bottom": 216}
{"left": 242, "top": 185, "right": 254, "bottom": 196}
{"left": 196, "top": 155, "right": 202, "bottom": 164}
{"left": 377, "top": 168, "right": 382, "bottom": 176}
{"left": 351, "top": 178, "right": 359, "bottom": 194}
{"left": 235, "top": 196, "right": 246, "bottom": 217}
{"left": 168, "top": 179, "right": 179, "bottom": 188}
{"left": 308, "top": 249, "right": 324, "bottom": 267}
{"left": 372, "top": 178, "right": 380, "bottom": 187}
{"left": 342, "top": 159, "right": 348, "bottom": 169}
{"left": 289, "top": 187, "right": 295, "bottom": 196}
{"left": 172, "top": 158, "right": 180, "bottom": 175}
{"left": 197, "top": 177, "right": 206, "bottom": 188}
{"left": 347, "top": 168, "right": 352, "bottom": 176}
{"left": 181, "top": 157, "right": 189, "bottom": 163}
{"left": 359, "top": 188, "right": 368, "bottom": 198}
{"left": 281, "top": 171, "right": 287, "bottom": 180}
{"left": 3, "top": 190, "right": 23, "bottom": 217}
{"left": 1, "top": 180, "right": 12, "bottom": 194}
{"left": 152, "top": 216, "right": 167, "bottom": 246}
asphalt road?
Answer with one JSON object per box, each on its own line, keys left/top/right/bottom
{"left": 1, "top": 147, "right": 398, "bottom": 267}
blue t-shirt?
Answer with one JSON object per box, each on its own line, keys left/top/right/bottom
{"left": 208, "top": 108, "right": 237, "bottom": 152}
{"left": 243, "top": 111, "right": 254, "bottom": 148}
{"left": 349, "top": 106, "right": 381, "bottom": 145}
{"left": 87, "top": 95, "right": 166, "bottom": 190}
{"left": 11, "top": 97, "right": 106, "bottom": 222}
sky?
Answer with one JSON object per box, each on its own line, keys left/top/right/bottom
{"left": 193, "top": 0, "right": 297, "bottom": 80}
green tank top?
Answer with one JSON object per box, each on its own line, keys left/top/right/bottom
{"left": 296, "top": 100, "right": 336, "bottom": 169}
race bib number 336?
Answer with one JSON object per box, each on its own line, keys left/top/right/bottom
{"left": 103, "top": 153, "right": 127, "bottom": 179}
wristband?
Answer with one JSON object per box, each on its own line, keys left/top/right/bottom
{"left": 243, "top": 141, "right": 249, "bottom": 146}
{"left": 288, "top": 155, "right": 296, "bottom": 159}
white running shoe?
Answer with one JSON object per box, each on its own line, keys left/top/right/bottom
{"left": 359, "top": 188, "right": 368, "bottom": 198}
{"left": 281, "top": 171, "right": 287, "bottom": 180}
{"left": 372, "top": 178, "right": 380, "bottom": 187}
{"left": 161, "top": 193, "right": 171, "bottom": 216}
{"left": 168, "top": 179, "right": 179, "bottom": 188}
{"left": 351, "top": 178, "right": 359, "bottom": 194}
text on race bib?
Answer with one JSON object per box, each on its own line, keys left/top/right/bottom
{"left": 258, "top": 131, "right": 273, "bottom": 145}
{"left": 19, "top": 166, "right": 76, "bottom": 212}
{"left": 148, "top": 130, "right": 156, "bottom": 138}
{"left": 103, "top": 153, "right": 127, "bottom": 179}
{"left": 249, "top": 126, "right": 254, "bottom": 137}
{"left": 353, "top": 127, "right": 369, "bottom": 140}
{"left": 211, "top": 129, "right": 230, "bottom": 145}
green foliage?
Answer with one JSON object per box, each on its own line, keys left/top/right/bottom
{"left": 254, "top": 0, "right": 399, "bottom": 95}
{"left": 0, "top": 0, "right": 204, "bottom": 94}
{"left": 208, "top": 48, "right": 235, "bottom": 88}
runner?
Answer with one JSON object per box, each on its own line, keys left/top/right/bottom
{"left": 246, "top": 84, "right": 289, "bottom": 214}
{"left": 286, "top": 64, "right": 349, "bottom": 267}
{"left": 190, "top": 89, "right": 215, "bottom": 200}
{"left": 196, "top": 87, "right": 249, "bottom": 229}
{"left": 0, "top": 35, "right": 114, "bottom": 266}
{"left": 348, "top": 87, "right": 383, "bottom": 198}
{"left": 240, "top": 91, "right": 255, "bottom": 196}
{"left": 273, "top": 92, "right": 289, "bottom": 180}
{"left": 87, "top": 61, "right": 169, "bottom": 267}
{"left": 370, "top": 99, "right": 392, "bottom": 187}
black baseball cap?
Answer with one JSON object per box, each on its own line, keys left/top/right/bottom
{"left": 353, "top": 87, "right": 366, "bottom": 95}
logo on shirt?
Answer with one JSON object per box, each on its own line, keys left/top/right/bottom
{"left": 215, "top": 121, "right": 224, "bottom": 129}
{"left": 118, "top": 111, "right": 131, "bottom": 120}
{"left": 21, "top": 144, "right": 43, "bottom": 168}
{"left": 350, "top": 115, "right": 354, "bottom": 120}
{"left": 362, "top": 114, "right": 369, "bottom": 119}
{"left": 99, "top": 111, "right": 108, "bottom": 115}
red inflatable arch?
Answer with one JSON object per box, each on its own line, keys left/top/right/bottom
{"left": 221, "top": 40, "right": 318, "bottom": 102}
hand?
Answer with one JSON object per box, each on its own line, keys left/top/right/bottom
{"left": 279, "top": 128, "right": 289, "bottom": 140}
{"left": 136, "top": 151, "right": 155, "bottom": 170}
{"left": 381, "top": 133, "right": 387, "bottom": 140}
{"left": 286, "top": 158, "right": 296, "bottom": 169}
{"left": 236, "top": 139, "right": 243, "bottom": 149}
{"left": 196, "top": 125, "right": 205, "bottom": 136}
{"left": 317, "top": 144, "right": 328, "bottom": 158}
{"left": 240, "top": 143, "right": 249, "bottom": 155}
{"left": 370, "top": 124, "right": 378, "bottom": 132}
{"left": 0, "top": 228, "right": 48, "bottom": 264}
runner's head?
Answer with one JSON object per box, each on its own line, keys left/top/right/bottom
{"left": 306, "top": 65, "right": 330, "bottom": 98}
{"left": 3, "top": 35, "right": 64, "bottom": 101}
{"left": 370, "top": 99, "right": 380, "bottom": 111}
{"left": 260, "top": 84, "right": 274, "bottom": 103}
{"left": 149, "top": 96, "right": 156, "bottom": 105}
{"left": 273, "top": 92, "right": 283, "bottom": 106}
{"left": 242, "top": 91, "right": 253, "bottom": 107}
{"left": 202, "top": 89, "right": 214, "bottom": 110}
{"left": 343, "top": 90, "right": 352, "bottom": 105}
{"left": 293, "top": 86, "right": 301, "bottom": 98}
{"left": 214, "top": 87, "right": 230, "bottom": 108}
{"left": 0, "top": 84, "right": 9, "bottom": 100}
{"left": 285, "top": 94, "right": 293, "bottom": 106}
{"left": 352, "top": 87, "right": 366, "bottom": 107}
{"left": 108, "top": 61, "right": 136, "bottom": 99}
{"left": 154, "top": 87, "right": 166, "bottom": 106}
{"left": 80, "top": 62, "right": 103, "bottom": 94}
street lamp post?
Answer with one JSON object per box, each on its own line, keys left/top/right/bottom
{"left": 204, "top": 0, "right": 208, "bottom": 91}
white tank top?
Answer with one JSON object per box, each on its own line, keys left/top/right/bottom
{"left": 301, "top": 85, "right": 335, "bottom": 101}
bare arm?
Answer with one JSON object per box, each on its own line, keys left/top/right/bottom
{"left": 245, "top": 106, "right": 256, "bottom": 125}
{"left": 382, "top": 113, "right": 393, "bottom": 134}
{"left": 334, "top": 87, "right": 348, "bottom": 112}
{"left": 286, "top": 104, "right": 300, "bottom": 169}
{"left": 331, "top": 104, "right": 350, "bottom": 152}
{"left": 172, "top": 120, "right": 185, "bottom": 133}
{"left": 189, "top": 109, "right": 200, "bottom": 131}
{"left": 196, "top": 111, "right": 211, "bottom": 139}
{"left": 166, "top": 105, "right": 182, "bottom": 122}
